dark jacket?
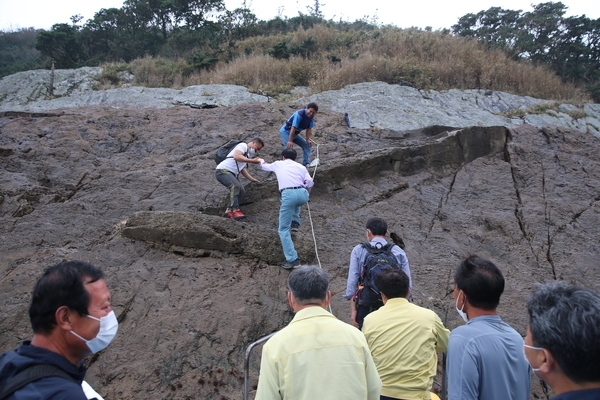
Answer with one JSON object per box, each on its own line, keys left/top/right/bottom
{"left": 0, "top": 341, "right": 87, "bottom": 400}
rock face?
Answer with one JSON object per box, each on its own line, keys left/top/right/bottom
{"left": 2, "top": 68, "right": 600, "bottom": 136}
{"left": 0, "top": 87, "right": 599, "bottom": 400}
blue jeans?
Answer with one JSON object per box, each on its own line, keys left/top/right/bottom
{"left": 280, "top": 130, "right": 311, "bottom": 166}
{"left": 278, "top": 188, "right": 309, "bottom": 262}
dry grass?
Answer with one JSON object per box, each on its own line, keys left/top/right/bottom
{"left": 101, "top": 25, "right": 591, "bottom": 102}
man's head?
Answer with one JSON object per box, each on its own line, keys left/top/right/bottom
{"left": 374, "top": 268, "right": 410, "bottom": 300}
{"left": 249, "top": 138, "right": 265, "bottom": 151}
{"left": 30, "top": 261, "right": 105, "bottom": 334}
{"left": 29, "top": 261, "right": 115, "bottom": 364}
{"left": 525, "top": 282, "right": 600, "bottom": 391}
{"left": 305, "top": 102, "right": 318, "bottom": 118}
{"left": 282, "top": 148, "right": 297, "bottom": 161}
{"left": 454, "top": 255, "right": 504, "bottom": 311}
{"left": 366, "top": 217, "right": 388, "bottom": 237}
{"left": 287, "top": 265, "right": 330, "bottom": 311}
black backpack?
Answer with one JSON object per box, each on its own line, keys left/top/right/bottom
{"left": 358, "top": 242, "right": 399, "bottom": 310}
{"left": 214, "top": 140, "right": 244, "bottom": 165}
{"left": 0, "top": 364, "right": 79, "bottom": 400}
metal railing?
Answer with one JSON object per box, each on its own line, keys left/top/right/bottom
{"left": 243, "top": 332, "right": 277, "bottom": 400}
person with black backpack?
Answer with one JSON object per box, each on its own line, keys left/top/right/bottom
{"left": 343, "top": 217, "right": 412, "bottom": 329}
{"left": 215, "top": 138, "right": 264, "bottom": 220}
{"left": 0, "top": 261, "right": 118, "bottom": 400}
{"left": 280, "top": 102, "right": 318, "bottom": 167}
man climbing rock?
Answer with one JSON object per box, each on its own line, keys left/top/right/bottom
{"left": 259, "top": 148, "right": 314, "bottom": 269}
{"left": 215, "top": 138, "right": 264, "bottom": 220}
{"left": 280, "top": 103, "right": 318, "bottom": 167}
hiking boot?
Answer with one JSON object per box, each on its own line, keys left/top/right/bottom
{"left": 291, "top": 221, "right": 300, "bottom": 232}
{"left": 232, "top": 209, "right": 246, "bottom": 220}
{"left": 280, "top": 259, "right": 300, "bottom": 270}
{"left": 222, "top": 209, "right": 233, "bottom": 219}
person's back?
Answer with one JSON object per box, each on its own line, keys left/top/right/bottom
{"left": 362, "top": 268, "right": 449, "bottom": 400}
{"left": 255, "top": 265, "right": 381, "bottom": 400}
{"left": 259, "top": 307, "right": 378, "bottom": 399}
{"left": 447, "top": 315, "right": 530, "bottom": 400}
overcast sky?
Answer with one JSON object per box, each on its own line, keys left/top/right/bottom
{"left": 1, "top": 0, "right": 598, "bottom": 31}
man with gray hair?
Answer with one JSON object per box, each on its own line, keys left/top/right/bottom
{"left": 255, "top": 265, "right": 381, "bottom": 400}
{"left": 524, "top": 282, "right": 600, "bottom": 399}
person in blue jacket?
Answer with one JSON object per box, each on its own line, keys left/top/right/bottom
{"left": 280, "top": 102, "right": 318, "bottom": 167}
{"left": 0, "top": 261, "right": 118, "bottom": 399}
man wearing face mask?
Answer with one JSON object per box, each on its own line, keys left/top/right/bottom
{"left": 215, "top": 138, "right": 264, "bottom": 220}
{"left": 0, "top": 261, "right": 118, "bottom": 399}
{"left": 524, "top": 282, "right": 600, "bottom": 399}
{"left": 446, "top": 255, "right": 530, "bottom": 400}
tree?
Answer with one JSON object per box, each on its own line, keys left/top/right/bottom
{"left": 35, "top": 23, "right": 86, "bottom": 68}
{"left": 452, "top": 2, "right": 600, "bottom": 98}
{"left": 218, "top": 7, "right": 258, "bottom": 42}
{"left": 307, "top": 0, "right": 325, "bottom": 19}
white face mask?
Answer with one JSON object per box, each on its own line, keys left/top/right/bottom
{"left": 247, "top": 148, "right": 256, "bottom": 158}
{"left": 523, "top": 343, "right": 544, "bottom": 373}
{"left": 455, "top": 291, "right": 469, "bottom": 323}
{"left": 71, "top": 310, "right": 119, "bottom": 353}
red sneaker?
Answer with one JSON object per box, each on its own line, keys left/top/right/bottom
{"left": 222, "top": 209, "right": 233, "bottom": 219}
{"left": 232, "top": 209, "right": 246, "bottom": 220}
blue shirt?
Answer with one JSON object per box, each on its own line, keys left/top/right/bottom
{"left": 280, "top": 110, "right": 315, "bottom": 134}
{"left": 344, "top": 237, "right": 411, "bottom": 300}
{"left": 446, "top": 315, "right": 531, "bottom": 400}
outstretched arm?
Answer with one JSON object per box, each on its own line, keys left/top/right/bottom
{"left": 241, "top": 167, "right": 259, "bottom": 183}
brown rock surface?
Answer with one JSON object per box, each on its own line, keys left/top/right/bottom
{"left": 1, "top": 102, "right": 599, "bottom": 400}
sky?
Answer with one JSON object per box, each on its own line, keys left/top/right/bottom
{"left": 0, "top": 0, "right": 599, "bottom": 32}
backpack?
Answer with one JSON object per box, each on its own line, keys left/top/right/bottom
{"left": 357, "top": 242, "right": 399, "bottom": 310}
{"left": 214, "top": 140, "right": 244, "bottom": 165}
{"left": 0, "top": 364, "right": 79, "bottom": 400}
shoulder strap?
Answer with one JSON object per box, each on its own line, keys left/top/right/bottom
{"left": 361, "top": 241, "right": 388, "bottom": 251}
{"left": 381, "top": 243, "right": 396, "bottom": 252}
{"left": 0, "top": 364, "right": 78, "bottom": 400}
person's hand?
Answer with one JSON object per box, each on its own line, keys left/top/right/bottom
{"left": 255, "top": 158, "right": 264, "bottom": 164}
{"left": 286, "top": 141, "right": 294, "bottom": 148}
{"left": 251, "top": 178, "right": 260, "bottom": 183}
{"left": 350, "top": 310, "right": 359, "bottom": 328}
{"left": 308, "top": 141, "right": 313, "bottom": 147}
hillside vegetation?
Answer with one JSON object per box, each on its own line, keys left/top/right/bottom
{"left": 1, "top": 1, "right": 598, "bottom": 102}
{"left": 99, "top": 25, "right": 588, "bottom": 102}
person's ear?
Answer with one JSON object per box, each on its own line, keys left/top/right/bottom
{"left": 55, "top": 305, "right": 75, "bottom": 331}
{"left": 287, "top": 291, "right": 294, "bottom": 308}
{"left": 537, "top": 348, "right": 555, "bottom": 375}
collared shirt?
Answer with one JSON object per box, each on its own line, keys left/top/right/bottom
{"left": 362, "top": 298, "right": 449, "bottom": 399}
{"left": 344, "top": 237, "right": 411, "bottom": 300}
{"left": 216, "top": 142, "right": 249, "bottom": 174}
{"left": 552, "top": 388, "right": 600, "bottom": 400}
{"left": 446, "top": 315, "right": 531, "bottom": 400}
{"left": 255, "top": 306, "right": 382, "bottom": 400}
{"left": 259, "top": 159, "right": 314, "bottom": 191}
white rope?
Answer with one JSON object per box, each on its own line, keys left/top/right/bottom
{"left": 305, "top": 138, "right": 332, "bottom": 314}
{"left": 309, "top": 138, "right": 321, "bottom": 180}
